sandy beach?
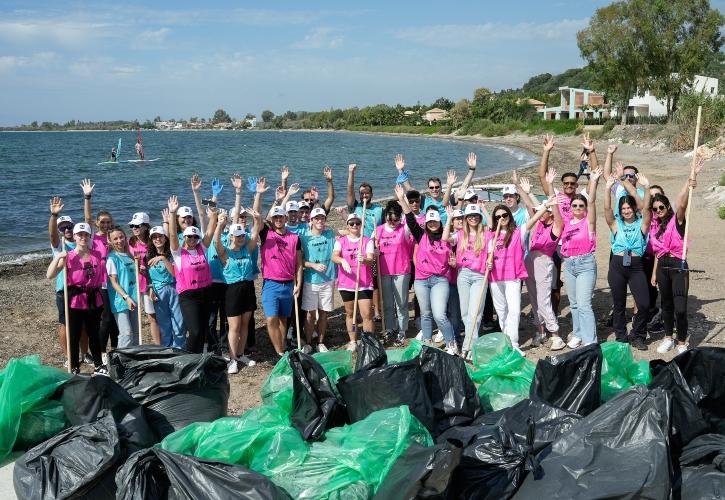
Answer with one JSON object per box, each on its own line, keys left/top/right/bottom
{"left": 1, "top": 132, "right": 724, "bottom": 415}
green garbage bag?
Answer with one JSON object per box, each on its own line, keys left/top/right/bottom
{"left": 15, "top": 400, "right": 69, "bottom": 450}
{"left": 160, "top": 405, "right": 307, "bottom": 475}
{"left": 314, "top": 350, "right": 353, "bottom": 397}
{"left": 0, "top": 355, "right": 71, "bottom": 461}
{"left": 600, "top": 341, "right": 652, "bottom": 402}
{"left": 467, "top": 333, "right": 535, "bottom": 412}
{"left": 386, "top": 339, "right": 423, "bottom": 364}
{"left": 269, "top": 406, "right": 433, "bottom": 499}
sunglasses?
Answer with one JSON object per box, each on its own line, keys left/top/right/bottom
{"left": 428, "top": 185, "right": 441, "bottom": 190}
{"left": 185, "top": 235, "right": 200, "bottom": 240}
{"left": 562, "top": 181, "right": 578, "bottom": 186}
{"left": 622, "top": 173, "right": 636, "bottom": 179}
{"left": 58, "top": 225, "right": 73, "bottom": 232}
{"left": 494, "top": 213, "right": 509, "bottom": 219}
{"left": 129, "top": 224, "right": 141, "bottom": 229}
{"left": 408, "top": 199, "right": 420, "bottom": 203}
{"left": 571, "top": 203, "right": 586, "bottom": 208}
{"left": 347, "top": 221, "right": 361, "bottom": 227}
{"left": 653, "top": 205, "right": 667, "bottom": 212}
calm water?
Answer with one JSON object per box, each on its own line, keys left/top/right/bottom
{"left": 0, "top": 130, "right": 536, "bottom": 260}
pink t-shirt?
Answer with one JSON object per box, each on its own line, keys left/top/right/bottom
{"left": 557, "top": 194, "right": 574, "bottom": 223}
{"left": 92, "top": 233, "right": 110, "bottom": 258}
{"left": 529, "top": 221, "right": 560, "bottom": 257}
{"left": 66, "top": 250, "right": 106, "bottom": 309}
{"left": 455, "top": 229, "right": 487, "bottom": 274}
{"left": 128, "top": 239, "right": 149, "bottom": 292}
{"left": 376, "top": 224, "right": 414, "bottom": 276}
{"left": 655, "top": 216, "right": 687, "bottom": 260}
{"left": 336, "top": 235, "right": 374, "bottom": 290}
{"left": 260, "top": 229, "right": 299, "bottom": 281}
{"left": 415, "top": 234, "right": 452, "bottom": 280}
{"left": 646, "top": 216, "right": 661, "bottom": 256}
{"left": 173, "top": 245, "right": 213, "bottom": 294}
{"left": 487, "top": 227, "right": 528, "bottom": 282}
{"left": 560, "top": 217, "right": 596, "bottom": 257}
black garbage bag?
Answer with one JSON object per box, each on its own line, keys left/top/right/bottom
{"left": 514, "top": 385, "right": 672, "bottom": 499}
{"left": 289, "top": 351, "right": 347, "bottom": 441}
{"left": 648, "top": 360, "right": 709, "bottom": 452}
{"left": 14, "top": 411, "right": 121, "bottom": 500}
{"left": 53, "top": 374, "right": 157, "bottom": 450}
{"left": 529, "top": 343, "right": 602, "bottom": 416}
{"left": 115, "top": 447, "right": 292, "bottom": 500}
{"left": 109, "top": 346, "right": 229, "bottom": 438}
{"left": 673, "top": 347, "right": 725, "bottom": 435}
{"left": 418, "top": 345, "right": 480, "bottom": 436}
{"left": 373, "top": 440, "right": 462, "bottom": 500}
{"left": 355, "top": 332, "right": 387, "bottom": 372}
{"left": 678, "top": 434, "right": 725, "bottom": 500}
{"left": 337, "top": 359, "right": 435, "bottom": 432}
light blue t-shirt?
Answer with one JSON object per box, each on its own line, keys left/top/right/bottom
{"left": 206, "top": 232, "right": 228, "bottom": 283}
{"left": 610, "top": 217, "right": 648, "bottom": 256}
{"left": 353, "top": 201, "right": 384, "bottom": 238}
{"left": 222, "top": 244, "right": 256, "bottom": 283}
{"left": 286, "top": 223, "right": 309, "bottom": 236}
{"left": 148, "top": 258, "right": 175, "bottom": 292}
{"left": 300, "top": 229, "right": 337, "bottom": 284}
{"left": 512, "top": 206, "right": 529, "bottom": 228}
{"left": 106, "top": 251, "right": 137, "bottom": 313}
{"left": 614, "top": 184, "right": 646, "bottom": 219}
{"left": 52, "top": 241, "right": 76, "bottom": 292}
{"left": 422, "top": 197, "right": 448, "bottom": 225}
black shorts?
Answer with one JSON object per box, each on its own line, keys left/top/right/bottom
{"left": 340, "top": 289, "right": 373, "bottom": 302}
{"left": 225, "top": 280, "right": 257, "bottom": 317}
{"left": 56, "top": 291, "right": 65, "bottom": 324}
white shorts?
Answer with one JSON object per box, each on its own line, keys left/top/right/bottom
{"left": 142, "top": 293, "right": 155, "bottom": 314}
{"left": 301, "top": 281, "right": 334, "bottom": 312}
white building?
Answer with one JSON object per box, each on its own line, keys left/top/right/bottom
{"left": 619, "top": 75, "right": 719, "bottom": 118}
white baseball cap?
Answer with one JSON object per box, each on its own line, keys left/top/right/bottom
{"left": 149, "top": 226, "right": 168, "bottom": 237}
{"left": 73, "top": 222, "right": 92, "bottom": 235}
{"left": 452, "top": 209, "right": 464, "bottom": 219}
{"left": 298, "top": 201, "right": 311, "bottom": 209}
{"left": 285, "top": 201, "right": 299, "bottom": 212}
{"left": 310, "top": 208, "right": 327, "bottom": 219}
{"left": 129, "top": 212, "right": 150, "bottom": 225}
{"left": 228, "top": 223, "right": 246, "bottom": 237}
{"left": 346, "top": 213, "right": 362, "bottom": 223}
{"left": 270, "top": 206, "right": 287, "bottom": 218}
{"left": 463, "top": 188, "right": 478, "bottom": 200}
{"left": 464, "top": 204, "right": 483, "bottom": 217}
{"left": 178, "top": 206, "right": 193, "bottom": 218}
{"left": 502, "top": 185, "right": 517, "bottom": 196}
{"left": 57, "top": 215, "right": 73, "bottom": 227}
{"left": 425, "top": 211, "right": 441, "bottom": 223}
{"left": 182, "top": 226, "right": 201, "bottom": 237}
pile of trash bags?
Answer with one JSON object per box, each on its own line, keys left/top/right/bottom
{"left": 4, "top": 334, "right": 724, "bottom": 499}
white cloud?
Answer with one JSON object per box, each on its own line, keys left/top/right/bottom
{"left": 395, "top": 18, "right": 589, "bottom": 48}
{"left": 292, "top": 27, "right": 344, "bottom": 49}
{"left": 135, "top": 27, "right": 171, "bottom": 47}
{"left": 0, "top": 19, "right": 116, "bottom": 48}
{"left": 0, "top": 52, "right": 59, "bottom": 73}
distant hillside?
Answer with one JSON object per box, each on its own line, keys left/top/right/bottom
{"left": 520, "top": 67, "right": 597, "bottom": 94}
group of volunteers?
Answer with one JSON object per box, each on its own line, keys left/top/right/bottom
{"left": 45, "top": 133, "right": 704, "bottom": 374}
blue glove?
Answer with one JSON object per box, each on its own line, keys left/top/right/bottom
{"left": 396, "top": 170, "right": 410, "bottom": 184}
{"left": 247, "top": 176, "right": 258, "bottom": 193}
{"left": 211, "top": 178, "right": 223, "bottom": 197}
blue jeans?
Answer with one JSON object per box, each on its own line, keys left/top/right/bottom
{"left": 447, "top": 283, "right": 463, "bottom": 336}
{"left": 115, "top": 309, "right": 139, "bottom": 348}
{"left": 154, "top": 284, "right": 186, "bottom": 348}
{"left": 457, "top": 266, "right": 487, "bottom": 351}
{"left": 562, "top": 252, "right": 597, "bottom": 345}
{"left": 414, "top": 275, "right": 454, "bottom": 343}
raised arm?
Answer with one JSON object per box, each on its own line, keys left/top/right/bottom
{"left": 213, "top": 209, "right": 228, "bottom": 266}
{"left": 525, "top": 196, "right": 558, "bottom": 232}
{"left": 46, "top": 250, "right": 67, "bottom": 280}
{"left": 582, "top": 133, "right": 598, "bottom": 173}
{"left": 245, "top": 208, "right": 262, "bottom": 253}
{"left": 442, "top": 169, "right": 456, "bottom": 208}
{"left": 637, "top": 174, "right": 652, "bottom": 233}
{"left": 676, "top": 155, "right": 705, "bottom": 223}
{"left": 616, "top": 162, "right": 645, "bottom": 211}
{"left": 394, "top": 154, "right": 414, "bottom": 191}
{"left": 459, "top": 152, "right": 477, "bottom": 192}
{"left": 48, "top": 197, "right": 64, "bottom": 248}
{"left": 538, "top": 134, "right": 555, "bottom": 196}
{"left": 167, "top": 196, "right": 180, "bottom": 251}
{"left": 280, "top": 165, "right": 289, "bottom": 194}
{"left": 252, "top": 176, "right": 268, "bottom": 214}
{"left": 322, "top": 166, "right": 335, "bottom": 212}
{"left": 603, "top": 174, "right": 617, "bottom": 231}
{"left": 210, "top": 177, "right": 224, "bottom": 207}
{"left": 587, "top": 168, "right": 602, "bottom": 231}
{"left": 202, "top": 206, "right": 217, "bottom": 248}
{"left": 231, "top": 174, "right": 242, "bottom": 224}
{"left": 604, "top": 144, "right": 617, "bottom": 179}
{"left": 346, "top": 163, "right": 357, "bottom": 211}
{"left": 80, "top": 178, "right": 94, "bottom": 224}
{"left": 515, "top": 175, "right": 539, "bottom": 216}
{"left": 551, "top": 194, "right": 564, "bottom": 237}
{"left": 191, "top": 174, "right": 205, "bottom": 232}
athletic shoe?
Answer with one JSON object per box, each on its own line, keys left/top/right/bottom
{"left": 221, "top": 352, "right": 231, "bottom": 362}
{"left": 656, "top": 338, "right": 674, "bottom": 353}
{"left": 382, "top": 330, "right": 393, "bottom": 345}
{"left": 566, "top": 336, "right": 582, "bottom": 349}
{"left": 415, "top": 330, "right": 423, "bottom": 341}
{"left": 83, "top": 353, "right": 94, "bottom": 365}
{"left": 630, "top": 338, "right": 648, "bottom": 351}
{"left": 550, "top": 336, "right": 566, "bottom": 351}
{"left": 94, "top": 365, "right": 109, "bottom": 376}
{"left": 72, "top": 367, "right": 81, "bottom": 375}
{"left": 346, "top": 341, "right": 357, "bottom": 351}
{"left": 227, "top": 360, "right": 239, "bottom": 374}
{"left": 301, "top": 344, "right": 313, "bottom": 354}
{"left": 445, "top": 342, "right": 459, "bottom": 356}
{"left": 394, "top": 331, "right": 406, "bottom": 347}
{"left": 317, "top": 343, "right": 329, "bottom": 353}
{"left": 101, "top": 353, "right": 108, "bottom": 366}
{"left": 433, "top": 331, "right": 445, "bottom": 343}
{"left": 676, "top": 343, "right": 689, "bottom": 355}
{"left": 531, "top": 332, "right": 545, "bottom": 348}
{"left": 237, "top": 355, "right": 256, "bottom": 367}
{"left": 647, "top": 309, "right": 662, "bottom": 329}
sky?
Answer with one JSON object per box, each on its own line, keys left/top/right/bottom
{"left": 1, "top": 0, "right": 723, "bottom": 126}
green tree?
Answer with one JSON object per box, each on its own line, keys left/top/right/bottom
{"left": 30, "top": 121, "right": 38, "bottom": 128}
{"left": 283, "top": 110, "right": 298, "bottom": 120}
{"left": 431, "top": 97, "right": 454, "bottom": 110}
{"left": 449, "top": 99, "right": 471, "bottom": 127}
{"left": 245, "top": 113, "right": 256, "bottom": 120}
{"left": 212, "top": 108, "right": 232, "bottom": 123}
{"left": 261, "top": 110, "right": 275, "bottom": 122}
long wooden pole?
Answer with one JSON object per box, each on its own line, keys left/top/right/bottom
{"left": 680, "top": 105, "right": 701, "bottom": 267}
{"left": 294, "top": 292, "right": 302, "bottom": 351}
{"left": 352, "top": 201, "right": 368, "bottom": 335}
{"left": 135, "top": 258, "right": 143, "bottom": 345}
{"left": 375, "top": 236, "right": 388, "bottom": 334}
{"left": 62, "top": 258, "right": 72, "bottom": 373}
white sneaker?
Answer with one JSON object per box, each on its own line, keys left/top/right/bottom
{"left": 676, "top": 343, "right": 689, "bottom": 355}
{"left": 550, "top": 336, "right": 566, "bottom": 351}
{"left": 433, "top": 331, "right": 445, "bottom": 343}
{"left": 567, "top": 336, "right": 582, "bottom": 349}
{"left": 317, "top": 343, "right": 328, "bottom": 353}
{"left": 445, "top": 342, "right": 459, "bottom": 356}
{"left": 221, "top": 352, "right": 231, "bottom": 362}
{"left": 531, "top": 333, "right": 545, "bottom": 347}
{"left": 301, "top": 344, "right": 313, "bottom": 354}
{"left": 227, "top": 360, "right": 239, "bottom": 374}
{"left": 346, "top": 341, "right": 357, "bottom": 351}
{"left": 415, "top": 330, "right": 423, "bottom": 341}
{"left": 237, "top": 355, "right": 256, "bottom": 367}
{"left": 656, "top": 338, "right": 675, "bottom": 353}
{"left": 101, "top": 352, "right": 108, "bottom": 365}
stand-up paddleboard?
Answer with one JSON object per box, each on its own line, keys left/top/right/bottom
{"left": 125, "top": 158, "right": 161, "bottom": 163}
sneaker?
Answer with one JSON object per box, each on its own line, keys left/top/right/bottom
{"left": 346, "top": 341, "right": 357, "bottom": 351}
{"left": 445, "top": 342, "right": 459, "bottom": 356}
{"left": 415, "top": 330, "right": 423, "bottom": 341}
{"left": 301, "top": 344, "right": 313, "bottom": 354}
{"left": 550, "top": 336, "right": 566, "bottom": 351}
{"left": 83, "top": 353, "right": 94, "bottom": 365}
{"left": 382, "top": 330, "right": 393, "bottom": 345}
{"left": 676, "top": 343, "right": 689, "bottom": 355}
{"left": 394, "top": 331, "right": 406, "bottom": 347}
{"left": 221, "top": 351, "right": 231, "bottom": 362}
{"left": 630, "top": 338, "right": 648, "bottom": 351}
{"left": 566, "top": 336, "right": 582, "bottom": 349}
{"left": 646, "top": 309, "right": 662, "bottom": 329}
{"left": 656, "top": 338, "right": 675, "bottom": 353}
{"left": 101, "top": 353, "right": 108, "bottom": 366}
{"left": 433, "top": 331, "right": 445, "bottom": 343}
{"left": 227, "top": 360, "right": 239, "bottom": 374}
{"left": 317, "top": 343, "right": 328, "bottom": 353}
{"left": 237, "top": 355, "right": 256, "bottom": 367}
{"left": 72, "top": 367, "right": 81, "bottom": 375}
{"left": 531, "top": 332, "right": 545, "bottom": 348}
{"left": 93, "top": 365, "right": 109, "bottom": 376}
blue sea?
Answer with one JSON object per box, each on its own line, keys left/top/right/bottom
{"left": 0, "top": 130, "right": 536, "bottom": 261}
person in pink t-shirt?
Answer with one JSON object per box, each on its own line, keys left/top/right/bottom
{"left": 128, "top": 211, "right": 161, "bottom": 344}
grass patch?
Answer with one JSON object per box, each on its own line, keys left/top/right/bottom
{"left": 344, "top": 124, "right": 453, "bottom": 135}
{"left": 719, "top": 206, "right": 725, "bottom": 220}
{"left": 520, "top": 119, "right": 580, "bottom": 135}
{"left": 719, "top": 173, "right": 725, "bottom": 187}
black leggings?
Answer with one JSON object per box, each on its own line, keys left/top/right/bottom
{"left": 68, "top": 307, "right": 103, "bottom": 370}
{"left": 207, "top": 282, "right": 228, "bottom": 354}
{"left": 99, "top": 288, "right": 119, "bottom": 351}
{"left": 179, "top": 287, "right": 212, "bottom": 353}
{"left": 656, "top": 256, "right": 689, "bottom": 340}
{"left": 642, "top": 253, "right": 659, "bottom": 319}
{"left": 608, "top": 255, "right": 649, "bottom": 342}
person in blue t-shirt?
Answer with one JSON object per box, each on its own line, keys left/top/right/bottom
{"left": 603, "top": 144, "right": 646, "bottom": 219}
